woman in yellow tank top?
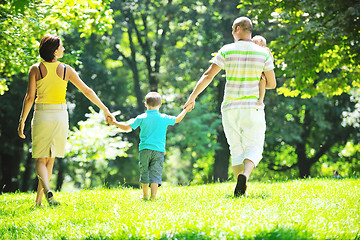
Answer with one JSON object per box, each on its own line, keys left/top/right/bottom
{"left": 17, "top": 34, "right": 115, "bottom": 206}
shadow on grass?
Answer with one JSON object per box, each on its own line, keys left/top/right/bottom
{"left": 158, "top": 226, "right": 316, "bottom": 240}
{"left": 61, "top": 226, "right": 319, "bottom": 240}
{"left": 224, "top": 192, "right": 271, "bottom": 200}
{"left": 2, "top": 226, "right": 354, "bottom": 240}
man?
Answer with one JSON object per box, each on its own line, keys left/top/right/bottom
{"left": 184, "top": 17, "right": 276, "bottom": 196}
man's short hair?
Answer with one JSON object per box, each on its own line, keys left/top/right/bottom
{"left": 233, "top": 17, "right": 253, "bottom": 33}
{"left": 145, "top": 92, "right": 162, "bottom": 107}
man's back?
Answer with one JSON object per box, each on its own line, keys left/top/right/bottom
{"left": 212, "top": 41, "right": 274, "bottom": 110}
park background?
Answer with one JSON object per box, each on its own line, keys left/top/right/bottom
{"left": 0, "top": 0, "right": 359, "bottom": 193}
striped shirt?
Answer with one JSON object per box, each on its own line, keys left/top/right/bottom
{"left": 212, "top": 41, "right": 274, "bottom": 111}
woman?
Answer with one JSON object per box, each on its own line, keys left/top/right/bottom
{"left": 17, "top": 34, "right": 115, "bottom": 206}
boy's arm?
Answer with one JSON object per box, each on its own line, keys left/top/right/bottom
{"left": 175, "top": 106, "right": 191, "bottom": 124}
{"left": 112, "top": 120, "right": 132, "bottom": 132}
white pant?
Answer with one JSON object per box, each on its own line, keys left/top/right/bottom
{"left": 222, "top": 108, "right": 266, "bottom": 167}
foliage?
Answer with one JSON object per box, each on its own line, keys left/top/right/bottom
{"left": 0, "top": 0, "right": 113, "bottom": 94}
{"left": 165, "top": 103, "right": 221, "bottom": 185}
{"left": 244, "top": 0, "right": 360, "bottom": 97}
{"left": 2, "top": 0, "right": 360, "bottom": 192}
{"left": 65, "top": 107, "right": 131, "bottom": 189}
{"left": 262, "top": 90, "right": 358, "bottom": 178}
{"left": 0, "top": 178, "right": 359, "bottom": 239}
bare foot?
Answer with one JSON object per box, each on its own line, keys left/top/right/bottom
{"left": 140, "top": 194, "right": 149, "bottom": 200}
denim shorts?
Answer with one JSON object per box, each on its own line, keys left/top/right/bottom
{"left": 139, "top": 149, "right": 164, "bottom": 185}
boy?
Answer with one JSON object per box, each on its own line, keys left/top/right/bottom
{"left": 109, "top": 92, "right": 191, "bottom": 200}
{"left": 252, "top": 35, "right": 274, "bottom": 106}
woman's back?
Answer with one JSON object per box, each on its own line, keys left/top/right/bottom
{"left": 35, "top": 61, "right": 68, "bottom": 104}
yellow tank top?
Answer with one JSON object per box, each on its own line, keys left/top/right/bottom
{"left": 35, "top": 61, "right": 68, "bottom": 104}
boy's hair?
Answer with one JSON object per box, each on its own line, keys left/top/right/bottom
{"left": 252, "top": 35, "right": 267, "bottom": 47}
{"left": 145, "top": 92, "right": 162, "bottom": 107}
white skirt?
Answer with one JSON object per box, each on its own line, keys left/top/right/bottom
{"left": 31, "top": 103, "right": 68, "bottom": 158}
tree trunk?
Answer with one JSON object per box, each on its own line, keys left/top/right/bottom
{"left": 0, "top": 140, "right": 22, "bottom": 193}
{"left": 296, "top": 142, "right": 312, "bottom": 178}
{"left": 21, "top": 151, "right": 33, "bottom": 192}
{"left": 298, "top": 160, "right": 311, "bottom": 178}
{"left": 212, "top": 0, "right": 240, "bottom": 182}
{"left": 213, "top": 129, "right": 230, "bottom": 182}
{"left": 56, "top": 158, "right": 65, "bottom": 191}
{"left": 213, "top": 78, "right": 230, "bottom": 182}
{"left": 130, "top": 62, "right": 145, "bottom": 113}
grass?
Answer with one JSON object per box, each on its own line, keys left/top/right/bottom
{"left": 0, "top": 178, "right": 359, "bottom": 240}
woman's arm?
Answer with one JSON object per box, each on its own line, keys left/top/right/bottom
{"left": 17, "top": 65, "right": 38, "bottom": 139}
{"left": 68, "top": 65, "right": 114, "bottom": 124}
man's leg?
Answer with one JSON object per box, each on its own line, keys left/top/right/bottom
{"left": 243, "top": 159, "right": 255, "bottom": 180}
{"left": 232, "top": 163, "right": 244, "bottom": 180}
{"left": 234, "top": 159, "right": 255, "bottom": 197}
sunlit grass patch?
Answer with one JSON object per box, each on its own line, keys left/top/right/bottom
{"left": 0, "top": 178, "right": 359, "bottom": 239}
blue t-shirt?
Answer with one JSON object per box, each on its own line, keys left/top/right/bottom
{"left": 130, "top": 110, "right": 176, "bottom": 152}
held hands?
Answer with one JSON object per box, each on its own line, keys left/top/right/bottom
{"left": 104, "top": 110, "right": 115, "bottom": 125}
{"left": 184, "top": 103, "right": 194, "bottom": 112}
{"left": 106, "top": 115, "right": 115, "bottom": 125}
{"left": 183, "top": 97, "right": 195, "bottom": 112}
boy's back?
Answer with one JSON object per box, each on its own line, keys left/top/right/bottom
{"left": 130, "top": 109, "right": 176, "bottom": 152}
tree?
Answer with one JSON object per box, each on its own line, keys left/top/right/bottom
{"left": 0, "top": 0, "right": 114, "bottom": 95}
{"left": 239, "top": 0, "right": 360, "bottom": 178}
{"left": 263, "top": 92, "right": 357, "bottom": 178}
{"left": 63, "top": 108, "right": 130, "bottom": 189}
{"left": 244, "top": 0, "right": 360, "bottom": 97}
{"left": 0, "top": 0, "right": 113, "bottom": 193}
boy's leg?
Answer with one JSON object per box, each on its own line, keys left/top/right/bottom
{"left": 141, "top": 184, "right": 149, "bottom": 199}
{"left": 139, "top": 150, "right": 151, "bottom": 199}
{"left": 150, "top": 183, "right": 158, "bottom": 199}
{"left": 149, "top": 151, "right": 164, "bottom": 199}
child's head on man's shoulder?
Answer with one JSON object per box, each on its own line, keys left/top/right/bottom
{"left": 145, "top": 92, "right": 162, "bottom": 109}
{"left": 252, "top": 35, "right": 266, "bottom": 48}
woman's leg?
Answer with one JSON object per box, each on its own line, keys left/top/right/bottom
{"left": 35, "top": 181, "right": 44, "bottom": 206}
{"left": 35, "top": 157, "right": 59, "bottom": 205}
{"left": 35, "top": 158, "right": 50, "bottom": 193}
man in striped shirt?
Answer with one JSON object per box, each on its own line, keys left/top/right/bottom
{"left": 184, "top": 16, "right": 276, "bottom": 197}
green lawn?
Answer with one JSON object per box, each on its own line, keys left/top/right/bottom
{"left": 1, "top": 178, "right": 359, "bottom": 239}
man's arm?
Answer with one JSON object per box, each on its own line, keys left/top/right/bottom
{"left": 184, "top": 63, "right": 222, "bottom": 110}
{"left": 263, "top": 69, "right": 276, "bottom": 89}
